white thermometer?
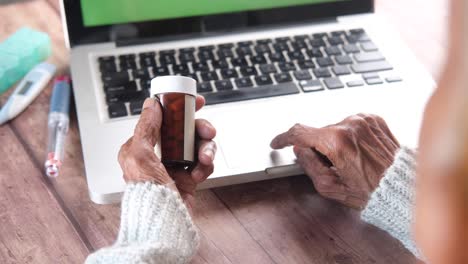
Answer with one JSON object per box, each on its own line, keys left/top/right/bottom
{"left": 0, "top": 62, "right": 56, "bottom": 125}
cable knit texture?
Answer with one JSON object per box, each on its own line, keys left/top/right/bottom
{"left": 361, "top": 147, "right": 422, "bottom": 259}
{"left": 85, "top": 182, "right": 199, "bottom": 264}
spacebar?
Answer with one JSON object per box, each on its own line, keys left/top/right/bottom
{"left": 203, "top": 82, "right": 300, "bottom": 105}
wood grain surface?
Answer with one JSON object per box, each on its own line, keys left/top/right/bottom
{"left": 0, "top": 0, "right": 447, "bottom": 263}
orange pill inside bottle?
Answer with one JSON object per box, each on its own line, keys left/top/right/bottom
{"left": 151, "top": 76, "right": 196, "bottom": 167}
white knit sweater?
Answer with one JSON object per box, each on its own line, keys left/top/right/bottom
{"left": 86, "top": 147, "right": 419, "bottom": 263}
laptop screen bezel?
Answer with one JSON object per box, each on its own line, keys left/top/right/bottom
{"left": 62, "top": 0, "right": 373, "bottom": 48}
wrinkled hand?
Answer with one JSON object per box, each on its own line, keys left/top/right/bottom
{"left": 118, "top": 96, "right": 217, "bottom": 209}
{"left": 271, "top": 114, "right": 399, "bottom": 209}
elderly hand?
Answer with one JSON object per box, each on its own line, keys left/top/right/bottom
{"left": 270, "top": 114, "right": 400, "bottom": 209}
{"left": 118, "top": 96, "right": 217, "bottom": 209}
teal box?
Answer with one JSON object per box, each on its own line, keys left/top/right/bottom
{"left": 0, "top": 27, "right": 52, "bottom": 95}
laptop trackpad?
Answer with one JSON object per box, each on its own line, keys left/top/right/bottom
{"left": 211, "top": 104, "right": 298, "bottom": 170}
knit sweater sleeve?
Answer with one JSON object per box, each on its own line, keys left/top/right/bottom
{"left": 85, "top": 182, "right": 199, "bottom": 264}
{"left": 361, "top": 147, "right": 422, "bottom": 259}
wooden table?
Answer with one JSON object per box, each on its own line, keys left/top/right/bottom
{"left": 0, "top": 0, "right": 447, "bottom": 263}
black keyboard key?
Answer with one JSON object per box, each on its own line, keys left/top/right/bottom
{"left": 331, "top": 30, "right": 346, "bottom": 36}
{"left": 307, "top": 48, "right": 323, "bottom": 58}
{"left": 354, "top": 51, "right": 384, "bottom": 62}
{"left": 212, "top": 59, "right": 229, "bottom": 69}
{"left": 106, "top": 90, "right": 148, "bottom": 104}
{"left": 204, "top": 82, "right": 299, "bottom": 105}
{"left": 159, "top": 54, "right": 176, "bottom": 65}
{"left": 325, "top": 46, "right": 342, "bottom": 56}
{"left": 275, "top": 36, "right": 290, "bottom": 43}
{"left": 153, "top": 66, "right": 170, "bottom": 76}
{"left": 140, "top": 56, "right": 156, "bottom": 68}
{"left": 298, "top": 60, "right": 316, "bottom": 69}
{"left": 274, "top": 72, "right": 292, "bottom": 83}
{"left": 316, "top": 57, "right": 334, "bottom": 67}
{"left": 118, "top": 54, "right": 135, "bottom": 61}
{"left": 327, "top": 36, "right": 344, "bottom": 45}
{"left": 259, "top": 64, "right": 277, "bottom": 74}
{"left": 192, "top": 62, "right": 210, "bottom": 72}
{"left": 237, "top": 41, "right": 253, "bottom": 47}
{"left": 309, "top": 38, "right": 326, "bottom": 48}
{"left": 172, "top": 64, "right": 189, "bottom": 74}
{"left": 300, "top": 79, "right": 323, "bottom": 92}
{"left": 293, "top": 70, "right": 312, "bottom": 80}
{"left": 290, "top": 41, "right": 307, "bottom": 50}
{"left": 104, "top": 80, "right": 137, "bottom": 93}
{"left": 351, "top": 61, "right": 393, "bottom": 73}
{"left": 139, "top": 78, "right": 151, "bottom": 90}
{"left": 235, "top": 77, "right": 254, "bottom": 88}
{"left": 217, "top": 49, "right": 234, "bottom": 58}
{"left": 332, "top": 65, "right": 351, "bottom": 76}
{"left": 179, "top": 52, "right": 196, "bottom": 63}
{"left": 197, "top": 82, "right": 213, "bottom": 93}
{"left": 99, "top": 62, "right": 117, "bottom": 73}
{"left": 120, "top": 60, "right": 137, "bottom": 70}
{"left": 250, "top": 54, "right": 267, "bottom": 65}
{"left": 278, "top": 62, "right": 297, "bottom": 72}
{"left": 201, "top": 71, "right": 219, "bottom": 82}
{"left": 221, "top": 68, "right": 238, "bottom": 79}
{"left": 197, "top": 50, "right": 215, "bottom": 61}
{"left": 361, "top": 41, "right": 378, "bottom": 52}
{"left": 108, "top": 103, "right": 128, "bottom": 118}
{"left": 129, "top": 100, "right": 144, "bottom": 115}
{"left": 288, "top": 51, "right": 305, "bottom": 61}
{"left": 236, "top": 46, "right": 253, "bottom": 57}
{"left": 231, "top": 57, "right": 249, "bottom": 67}
{"left": 335, "top": 55, "right": 353, "bottom": 65}
{"left": 102, "top": 71, "right": 130, "bottom": 86}
{"left": 313, "top": 68, "right": 332, "bottom": 78}
{"left": 343, "top": 44, "right": 360, "bottom": 54}
{"left": 180, "top": 47, "right": 195, "bottom": 53}
{"left": 132, "top": 68, "right": 150, "bottom": 79}
{"left": 99, "top": 56, "right": 115, "bottom": 63}
{"left": 159, "top": 49, "right": 175, "bottom": 55}
{"left": 349, "top": 28, "right": 365, "bottom": 34}
{"left": 312, "top": 32, "right": 327, "bottom": 39}
{"left": 215, "top": 79, "right": 233, "bottom": 91}
{"left": 324, "top": 77, "right": 344, "bottom": 89}
{"left": 269, "top": 53, "right": 286, "bottom": 62}
{"left": 254, "top": 44, "right": 271, "bottom": 54}
{"left": 294, "top": 35, "right": 309, "bottom": 41}
{"left": 365, "top": 77, "right": 384, "bottom": 85}
{"left": 218, "top": 43, "right": 234, "bottom": 49}
{"left": 273, "top": 42, "right": 290, "bottom": 52}
{"left": 257, "top": 38, "right": 272, "bottom": 44}
{"left": 240, "top": 66, "right": 257, "bottom": 76}
{"left": 255, "top": 75, "right": 273, "bottom": 86}
{"left": 199, "top": 45, "right": 215, "bottom": 51}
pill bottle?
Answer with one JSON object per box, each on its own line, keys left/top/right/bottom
{"left": 151, "top": 76, "right": 196, "bottom": 167}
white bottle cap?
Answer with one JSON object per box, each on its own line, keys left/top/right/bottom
{"left": 151, "top": 76, "right": 197, "bottom": 97}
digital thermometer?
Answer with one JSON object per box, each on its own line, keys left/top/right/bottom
{"left": 0, "top": 62, "right": 56, "bottom": 125}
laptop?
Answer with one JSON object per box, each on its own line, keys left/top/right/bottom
{"left": 61, "top": 0, "right": 435, "bottom": 204}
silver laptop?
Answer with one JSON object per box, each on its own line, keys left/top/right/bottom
{"left": 61, "top": 0, "right": 435, "bottom": 204}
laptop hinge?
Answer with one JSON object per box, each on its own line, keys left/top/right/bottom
{"left": 115, "top": 17, "right": 337, "bottom": 47}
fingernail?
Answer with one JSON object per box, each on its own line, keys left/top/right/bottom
{"left": 203, "top": 148, "right": 214, "bottom": 162}
{"left": 142, "top": 98, "right": 155, "bottom": 109}
{"left": 293, "top": 146, "right": 301, "bottom": 155}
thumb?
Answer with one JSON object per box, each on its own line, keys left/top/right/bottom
{"left": 134, "top": 98, "right": 163, "bottom": 146}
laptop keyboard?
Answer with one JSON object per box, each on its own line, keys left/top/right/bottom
{"left": 98, "top": 28, "right": 401, "bottom": 119}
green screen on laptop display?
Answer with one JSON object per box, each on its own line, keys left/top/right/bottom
{"left": 81, "top": 0, "right": 342, "bottom": 27}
